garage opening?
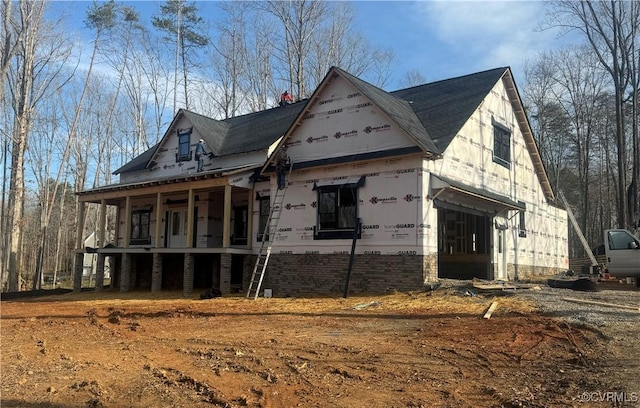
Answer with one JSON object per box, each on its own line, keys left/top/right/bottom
{"left": 437, "top": 208, "right": 491, "bottom": 280}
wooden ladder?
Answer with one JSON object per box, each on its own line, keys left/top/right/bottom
{"left": 246, "top": 163, "right": 291, "bottom": 299}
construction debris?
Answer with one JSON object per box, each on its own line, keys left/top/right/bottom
{"left": 351, "top": 301, "right": 381, "bottom": 310}
{"left": 483, "top": 302, "right": 499, "bottom": 319}
{"left": 562, "top": 297, "right": 640, "bottom": 312}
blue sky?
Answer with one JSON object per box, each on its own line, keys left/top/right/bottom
{"left": 351, "top": 1, "right": 579, "bottom": 87}
{"left": 49, "top": 1, "right": 580, "bottom": 90}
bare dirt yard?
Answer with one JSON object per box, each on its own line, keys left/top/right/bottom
{"left": 1, "top": 283, "right": 639, "bottom": 408}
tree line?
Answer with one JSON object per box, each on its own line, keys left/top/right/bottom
{"left": 1, "top": 0, "right": 639, "bottom": 291}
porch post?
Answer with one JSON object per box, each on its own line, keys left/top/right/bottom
{"left": 247, "top": 188, "right": 253, "bottom": 250}
{"left": 98, "top": 199, "right": 106, "bottom": 249}
{"left": 121, "top": 253, "right": 131, "bottom": 292}
{"left": 186, "top": 189, "right": 194, "bottom": 248}
{"left": 95, "top": 254, "right": 105, "bottom": 291}
{"left": 154, "top": 192, "right": 163, "bottom": 248}
{"left": 124, "top": 196, "right": 131, "bottom": 249}
{"left": 152, "top": 253, "right": 163, "bottom": 293}
{"left": 73, "top": 201, "right": 86, "bottom": 292}
{"left": 220, "top": 253, "right": 231, "bottom": 294}
{"left": 183, "top": 253, "right": 194, "bottom": 297}
{"left": 223, "top": 184, "right": 231, "bottom": 248}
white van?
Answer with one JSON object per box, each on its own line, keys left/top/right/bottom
{"left": 603, "top": 229, "right": 640, "bottom": 286}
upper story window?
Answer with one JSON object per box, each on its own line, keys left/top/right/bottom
{"left": 130, "top": 209, "right": 151, "bottom": 245}
{"left": 493, "top": 120, "right": 511, "bottom": 168}
{"left": 176, "top": 129, "right": 192, "bottom": 162}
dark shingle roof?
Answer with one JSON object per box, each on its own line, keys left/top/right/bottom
{"left": 115, "top": 103, "right": 305, "bottom": 175}
{"left": 391, "top": 67, "right": 508, "bottom": 152}
{"left": 113, "top": 143, "right": 159, "bottom": 174}
{"left": 332, "top": 67, "right": 441, "bottom": 155}
{"left": 116, "top": 67, "right": 508, "bottom": 175}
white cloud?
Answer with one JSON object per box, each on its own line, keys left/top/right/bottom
{"left": 414, "top": 1, "right": 566, "bottom": 76}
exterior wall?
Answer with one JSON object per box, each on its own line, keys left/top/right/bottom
{"left": 115, "top": 189, "right": 249, "bottom": 249}
{"left": 252, "top": 156, "right": 431, "bottom": 256}
{"left": 246, "top": 253, "right": 437, "bottom": 296}
{"left": 428, "top": 77, "right": 569, "bottom": 278}
{"left": 284, "top": 76, "right": 416, "bottom": 164}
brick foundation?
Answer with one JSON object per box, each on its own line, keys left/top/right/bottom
{"left": 244, "top": 254, "right": 438, "bottom": 297}
{"left": 183, "top": 253, "right": 194, "bottom": 297}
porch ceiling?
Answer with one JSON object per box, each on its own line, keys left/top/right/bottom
{"left": 77, "top": 165, "right": 257, "bottom": 204}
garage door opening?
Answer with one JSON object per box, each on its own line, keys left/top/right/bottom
{"left": 437, "top": 208, "right": 491, "bottom": 280}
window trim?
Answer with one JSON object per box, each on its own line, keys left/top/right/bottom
{"left": 314, "top": 183, "right": 361, "bottom": 240}
{"left": 518, "top": 201, "right": 526, "bottom": 238}
{"left": 130, "top": 208, "right": 152, "bottom": 245}
{"left": 176, "top": 129, "right": 192, "bottom": 162}
{"left": 492, "top": 119, "right": 511, "bottom": 168}
{"left": 256, "top": 195, "right": 270, "bottom": 242}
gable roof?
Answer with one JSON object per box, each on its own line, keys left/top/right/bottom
{"left": 330, "top": 67, "right": 441, "bottom": 155}
{"left": 114, "top": 103, "right": 306, "bottom": 175}
{"left": 112, "top": 66, "right": 553, "bottom": 200}
{"left": 391, "top": 67, "right": 508, "bottom": 152}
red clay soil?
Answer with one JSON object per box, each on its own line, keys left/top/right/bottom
{"left": 0, "top": 291, "right": 636, "bottom": 408}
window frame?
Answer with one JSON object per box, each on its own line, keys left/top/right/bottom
{"left": 492, "top": 120, "right": 511, "bottom": 168}
{"left": 176, "top": 129, "right": 192, "bottom": 162}
{"left": 518, "top": 201, "right": 526, "bottom": 238}
{"left": 257, "top": 195, "right": 270, "bottom": 242}
{"left": 130, "top": 209, "right": 151, "bottom": 245}
{"left": 314, "top": 184, "right": 360, "bottom": 240}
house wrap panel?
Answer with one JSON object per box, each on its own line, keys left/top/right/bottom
{"left": 284, "top": 76, "right": 416, "bottom": 163}
{"left": 433, "top": 77, "right": 568, "bottom": 273}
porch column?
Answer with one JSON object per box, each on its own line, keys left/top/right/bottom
{"left": 246, "top": 188, "right": 253, "bottom": 250}
{"left": 183, "top": 253, "right": 194, "bottom": 297}
{"left": 124, "top": 196, "right": 131, "bottom": 248}
{"left": 154, "top": 193, "right": 163, "bottom": 248}
{"left": 95, "top": 253, "right": 105, "bottom": 291}
{"left": 95, "top": 199, "right": 107, "bottom": 291}
{"left": 220, "top": 253, "right": 231, "bottom": 294}
{"left": 98, "top": 199, "right": 106, "bottom": 249}
{"left": 152, "top": 253, "right": 163, "bottom": 293}
{"left": 223, "top": 184, "right": 231, "bottom": 248}
{"left": 73, "top": 201, "right": 86, "bottom": 292}
{"left": 186, "top": 189, "right": 194, "bottom": 248}
{"left": 120, "top": 253, "right": 131, "bottom": 292}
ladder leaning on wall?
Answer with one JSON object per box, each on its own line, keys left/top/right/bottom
{"left": 246, "top": 162, "right": 292, "bottom": 300}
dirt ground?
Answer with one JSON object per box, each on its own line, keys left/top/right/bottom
{"left": 1, "top": 287, "right": 639, "bottom": 408}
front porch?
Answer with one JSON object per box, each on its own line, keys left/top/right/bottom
{"left": 74, "top": 168, "right": 262, "bottom": 296}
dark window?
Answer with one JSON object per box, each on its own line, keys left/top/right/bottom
{"left": 131, "top": 209, "right": 151, "bottom": 244}
{"left": 257, "top": 196, "right": 270, "bottom": 242}
{"left": 232, "top": 205, "right": 248, "bottom": 245}
{"left": 177, "top": 130, "right": 192, "bottom": 162}
{"left": 493, "top": 121, "right": 511, "bottom": 168}
{"left": 315, "top": 185, "right": 359, "bottom": 239}
{"left": 518, "top": 202, "right": 526, "bottom": 238}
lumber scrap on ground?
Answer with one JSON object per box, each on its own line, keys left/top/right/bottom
{"left": 562, "top": 297, "right": 640, "bottom": 312}
{"left": 483, "top": 301, "right": 499, "bottom": 319}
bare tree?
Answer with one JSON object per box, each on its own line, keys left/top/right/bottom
{"left": 399, "top": 69, "right": 427, "bottom": 89}
{"left": 6, "top": 0, "right": 47, "bottom": 291}
{"left": 550, "top": 1, "right": 640, "bottom": 229}
{"left": 206, "top": 2, "right": 249, "bottom": 119}
{"left": 153, "top": 0, "right": 209, "bottom": 112}
{"left": 264, "top": 0, "right": 328, "bottom": 100}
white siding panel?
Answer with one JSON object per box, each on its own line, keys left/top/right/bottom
{"left": 285, "top": 76, "right": 416, "bottom": 164}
